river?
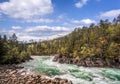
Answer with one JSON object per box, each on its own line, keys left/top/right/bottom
{"left": 21, "top": 56, "right": 120, "bottom": 84}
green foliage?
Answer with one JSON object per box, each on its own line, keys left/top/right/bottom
{"left": 29, "top": 15, "right": 120, "bottom": 64}
{"left": 0, "top": 40, "right": 10, "bottom": 63}
{"left": 0, "top": 34, "right": 31, "bottom": 64}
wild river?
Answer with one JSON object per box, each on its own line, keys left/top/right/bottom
{"left": 21, "top": 56, "right": 120, "bottom": 84}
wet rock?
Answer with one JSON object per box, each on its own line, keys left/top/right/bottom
{"left": 0, "top": 65, "right": 73, "bottom": 84}
{"left": 53, "top": 54, "right": 120, "bottom": 68}
{"left": 53, "top": 55, "right": 58, "bottom": 61}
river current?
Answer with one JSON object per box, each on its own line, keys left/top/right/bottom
{"left": 21, "top": 56, "right": 120, "bottom": 84}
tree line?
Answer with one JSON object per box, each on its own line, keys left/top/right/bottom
{"left": 0, "top": 15, "right": 120, "bottom": 64}
{"left": 29, "top": 15, "right": 120, "bottom": 63}
{"left": 0, "top": 34, "right": 31, "bottom": 64}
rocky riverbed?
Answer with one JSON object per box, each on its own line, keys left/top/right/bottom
{"left": 19, "top": 56, "right": 120, "bottom": 84}
{"left": 0, "top": 65, "right": 72, "bottom": 84}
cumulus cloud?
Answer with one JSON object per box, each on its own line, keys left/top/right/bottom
{"left": 75, "top": 0, "right": 88, "bottom": 8}
{"left": 0, "top": 25, "right": 73, "bottom": 42}
{"left": 72, "top": 19, "right": 96, "bottom": 25}
{"left": 80, "top": 19, "right": 96, "bottom": 24}
{"left": 99, "top": 9, "right": 120, "bottom": 18}
{"left": 0, "top": 0, "right": 53, "bottom": 22}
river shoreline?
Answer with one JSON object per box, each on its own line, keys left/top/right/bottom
{"left": 53, "top": 54, "right": 120, "bottom": 68}
{"left": 0, "top": 64, "right": 72, "bottom": 84}
{"left": 3, "top": 56, "right": 119, "bottom": 84}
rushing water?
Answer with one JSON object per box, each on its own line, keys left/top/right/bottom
{"left": 21, "top": 56, "right": 120, "bottom": 84}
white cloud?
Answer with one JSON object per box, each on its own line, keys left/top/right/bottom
{"left": 100, "top": 9, "right": 120, "bottom": 18}
{"left": 56, "top": 14, "right": 67, "bottom": 22}
{"left": 18, "top": 32, "right": 70, "bottom": 41}
{"left": 72, "top": 20, "right": 81, "bottom": 24}
{"left": 18, "top": 35, "right": 41, "bottom": 42}
{"left": 19, "top": 26, "right": 72, "bottom": 41}
{"left": 0, "top": 25, "right": 73, "bottom": 42}
{"left": 57, "top": 14, "right": 65, "bottom": 19}
{"left": 80, "top": 19, "right": 96, "bottom": 24}
{"left": 75, "top": 0, "right": 88, "bottom": 8}
{"left": 63, "top": 22, "right": 69, "bottom": 26}
{"left": 25, "top": 26, "right": 71, "bottom": 33}
{"left": 0, "top": 0, "right": 53, "bottom": 22}
{"left": 72, "top": 19, "right": 96, "bottom": 25}
{"left": 12, "top": 26, "right": 22, "bottom": 30}
{"left": 0, "top": 29, "right": 16, "bottom": 37}
{"left": 25, "top": 18, "right": 54, "bottom": 23}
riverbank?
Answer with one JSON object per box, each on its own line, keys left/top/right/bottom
{"left": 53, "top": 54, "right": 120, "bottom": 68}
{"left": 18, "top": 56, "right": 120, "bottom": 84}
{"left": 0, "top": 64, "right": 72, "bottom": 84}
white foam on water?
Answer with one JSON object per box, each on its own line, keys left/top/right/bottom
{"left": 21, "top": 56, "right": 120, "bottom": 84}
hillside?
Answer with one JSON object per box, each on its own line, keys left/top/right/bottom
{"left": 29, "top": 15, "right": 120, "bottom": 68}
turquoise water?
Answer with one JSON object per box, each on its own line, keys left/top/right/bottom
{"left": 22, "top": 56, "right": 120, "bottom": 84}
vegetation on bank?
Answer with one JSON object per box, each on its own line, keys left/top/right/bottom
{"left": 0, "top": 34, "right": 31, "bottom": 64}
{"left": 28, "top": 15, "right": 120, "bottom": 66}
{"left": 0, "top": 15, "right": 120, "bottom": 66}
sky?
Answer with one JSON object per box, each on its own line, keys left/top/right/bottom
{"left": 0, "top": 0, "right": 120, "bottom": 41}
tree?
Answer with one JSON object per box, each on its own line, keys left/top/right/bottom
{"left": 89, "top": 23, "right": 95, "bottom": 28}
{"left": 0, "top": 34, "right": 31, "bottom": 64}
{"left": 27, "top": 15, "right": 120, "bottom": 67}
{"left": 116, "top": 14, "right": 120, "bottom": 23}
{"left": 3, "top": 35, "right": 7, "bottom": 41}
{"left": 0, "top": 35, "right": 2, "bottom": 40}
{"left": 113, "top": 18, "right": 117, "bottom": 24}
{"left": 0, "top": 40, "right": 9, "bottom": 63}
{"left": 10, "top": 33, "right": 17, "bottom": 42}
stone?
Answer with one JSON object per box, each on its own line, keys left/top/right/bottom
{"left": 0, "top": 65, "right": 73, "bottom": 84}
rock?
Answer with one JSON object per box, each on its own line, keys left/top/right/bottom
{"left": 68, "top": 80, "right": 73, "bottom": 84}
{"left": 53, "top": 54, "right": 120, "bottom": 68}
{"left": 9, "top": 70, "right": 16, "bottom": 75}
{"left": 53, "top": 55, "right": 58, "bottom": 61}
{"left": 58, "top": 58, "right": 64, "bottom": 63}
{"left": 0, "top": 65, "right": 73, "bottom": 84}
{"left": 54, "top": 77, "right": 61, "bottom": 81}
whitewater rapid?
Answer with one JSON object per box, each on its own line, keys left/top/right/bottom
{"left": 21, "top": 56, "right": 120, "bottom": 84}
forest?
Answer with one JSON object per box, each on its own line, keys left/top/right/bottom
{"left": 28, "top": 15, "right": 120, "bottom": 67}
{"left": 0, "top": 33, "right": 31, "bottom": 64}
{"left": 0, "top": 15, "right": 120, "bottom": 66}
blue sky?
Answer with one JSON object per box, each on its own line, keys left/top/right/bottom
{"left": 0, "top": 0, "right": 120, "bottom": 41}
